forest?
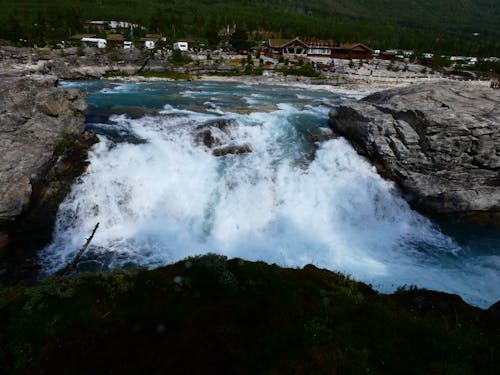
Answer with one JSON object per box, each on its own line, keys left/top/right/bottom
{"left": 0, "top": 0, "right": 499, "bottom": 56}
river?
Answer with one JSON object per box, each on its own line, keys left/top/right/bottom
{"left": 40, "top": 80, "right": 500, "bottom": 308}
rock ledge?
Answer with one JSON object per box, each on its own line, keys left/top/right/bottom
{"left": 0, "top": 75, "right": 97, "bottom": 275}
{"left": 329, "top": 80, "right": 500, "bottom": 217}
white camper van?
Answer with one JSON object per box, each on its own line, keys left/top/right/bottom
{"left": 173, "top": 41, "right": 189, "bottom": 51}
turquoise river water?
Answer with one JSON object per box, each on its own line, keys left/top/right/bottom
{"left": 40, "top": 80, "right": 500, "bottom": 308}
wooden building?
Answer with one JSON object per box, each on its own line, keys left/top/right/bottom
{"left": 267, "top": 38, "right": 372, "bottom": 60}
{"left": 305, "top": 40, "right": 339, "bottom": 57}
{"left": 267, "top": 38, "right": 308, "bottom": 57}
{"left": 330, "top": 43, "right": 373, "bottom": 59}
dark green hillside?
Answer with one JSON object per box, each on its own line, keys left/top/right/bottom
{"left": 0, "top": 0, "right": 499, "bottom": 55}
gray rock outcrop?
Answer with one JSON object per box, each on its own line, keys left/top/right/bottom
{"left": 329, "top": 81, "right": 500, "bottom": 216}
{"left": 0, "top": 75, "right": 88, "bottom": 225}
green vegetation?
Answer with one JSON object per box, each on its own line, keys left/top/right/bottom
{"left": 54, "top": 135, "right": 76, "bottom": 155}
{"left": 277, "top": 63, "right": 320, "bottom": 77}
{"left": 1, "top": 254, "right": 498, "bottom": 374}
{"left": 471, "top": 60, "right": 500, "bottom": 75}
{"left": 103, "top": 70, "right": 192, "bottom": 80}
{"left": 138, "top": 70, "right": 192, "bottom": 80}
{"left": 170, "top": 48, "right": 193, "bottom": 66}
{"left": 0, "top": 0, "right": 499, "bottom": 56}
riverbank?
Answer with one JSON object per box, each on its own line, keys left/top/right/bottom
{"left": 2, "top": 45, "right": 492, "bottom": 92}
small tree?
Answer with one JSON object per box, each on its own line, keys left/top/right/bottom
{"left": 229, "top": 25, "right": 250, "bottom": 52}
{"left": 171, "top": 48, "right": 192, "bottom": 66}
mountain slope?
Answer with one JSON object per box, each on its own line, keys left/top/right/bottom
{"left": 0, "top": 0, "right": 499, "bottom": 55}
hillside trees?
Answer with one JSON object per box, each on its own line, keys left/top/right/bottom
{"left": 0, "top": 0, "right": 498, "bottom": 56}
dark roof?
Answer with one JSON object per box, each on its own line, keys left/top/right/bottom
{"left": 268, "top": 39, "right": 291, "bottom": 48}
{"left": 69, "top": 34, "right": 96, "bottom": 39}
{"left": 268, "top": 37, "right": 308, "bottom": 49}
{"left": 336, "top": 43, "right": 373, "bottom": 52}
{"left": 106, "top": 34, "right": 124, "bottom": 41}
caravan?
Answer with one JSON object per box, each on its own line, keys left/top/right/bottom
{"left": 81, "top": 37, "right": 107, "bottom": 49}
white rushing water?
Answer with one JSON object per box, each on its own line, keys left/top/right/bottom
{"left": 41, "top": 81, "right": 500, "bottom": 307}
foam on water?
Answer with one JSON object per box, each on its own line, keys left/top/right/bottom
{"left": 42, "top": 81, "right": 500, "bottom": 307}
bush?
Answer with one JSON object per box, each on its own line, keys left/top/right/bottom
{"left": 170, "top": 49, "right": 192, "bottom": 66}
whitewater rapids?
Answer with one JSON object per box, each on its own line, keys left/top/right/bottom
{"left": 40, "top": 81, "right": 500, "bottom": 307}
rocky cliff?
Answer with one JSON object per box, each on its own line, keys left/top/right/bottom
{"left": 0, "top": 75, "right": 97, "bottom": 277}
{"left": 329, "top": 81, "right": 500, "bottom": 217}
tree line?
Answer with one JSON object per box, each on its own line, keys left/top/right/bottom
{"left": 0, "top": 0, "right": 499, "bottom": 57}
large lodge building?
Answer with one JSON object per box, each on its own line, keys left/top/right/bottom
{"left": 266, "top": 38, "right": 373, "bottom": 60}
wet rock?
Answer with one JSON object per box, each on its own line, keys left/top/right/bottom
{"left": 329, "top": 81, "right": 500, "bottom": 218}
{"left": 212, "top": 144, "right": 252, "bottom": 157}
{"left": 193, "top": 118, "right": 236, "bottom": 148}
{"left": 196, "top": 118, "right": 236, "bottom": 132}
{"left": 0, "top": 76, "right": 88, "bottom": 224}
{"left": 309, "top": 127, "right": 335, "bottom": 143}
{"left": 195, "top": 129, "right": 221, "bottom": 148}
{"left": 0, "top": 75, "right": 97, "bottom": 284}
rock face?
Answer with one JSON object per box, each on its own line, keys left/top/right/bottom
{"left": 0, "top": 75, "right": 97, "bottom": 264}
{"left": 329, "top": 81, "right": 500, "bottom": 216}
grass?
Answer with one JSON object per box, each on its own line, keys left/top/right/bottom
{"left": 103, "top": 70, "right": 192, "bottom": 80}
{"left": 0, "top": 254, "right": 498, "bottom": 374}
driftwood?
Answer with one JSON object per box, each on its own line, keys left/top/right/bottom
{"left": 55, "top": 222, "right": 99, "bottom": 277}
{"left": 491, "top": 80, "right": 500, "bottom": 89}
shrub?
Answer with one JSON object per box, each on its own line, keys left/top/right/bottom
{"left": 170, "top": 48, "right": 192, "bottom": 66}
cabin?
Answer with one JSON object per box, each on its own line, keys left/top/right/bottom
{"left": 331, "top": 43, "right": 373, "bottom": 59}
{"left": 267, "top": 38, "right": 308, "bottom": 57}
{"left": 173, "top": 41, "right": 189, "bottom": 51}
{"left": 380, "top": 50, "right": 397, "bottom": 60}
{"left": 306, "top": 40, "right": 339, "bottom": 57}
{"left": 267, "top": 38, "right": 372, "bottom": 60}
{"left": 84, "top": 20, "right": 106, "bottom": 31}
{"left": 140, "top": 34, "right": 161, "bottom": 49}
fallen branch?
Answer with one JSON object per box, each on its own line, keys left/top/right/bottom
{"left": 55, "top": 222, "right": 99, "bottom": 277}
